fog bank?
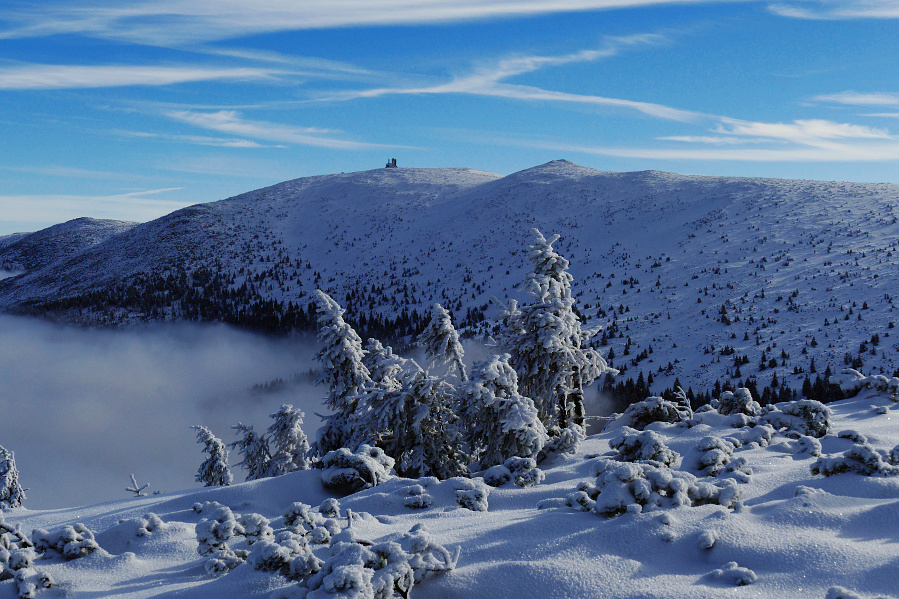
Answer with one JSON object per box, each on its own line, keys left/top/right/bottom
{"left": 0, "top": 315, "right": 324, "bottom": 509}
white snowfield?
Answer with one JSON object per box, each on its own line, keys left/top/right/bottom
{"left": 2, "top": 388, "right": 897, "bottom": 599}
{"left": 2, "top": 160, "right": 899, "bottom": 396}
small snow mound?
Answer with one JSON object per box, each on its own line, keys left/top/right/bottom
{"left": 707, "top": 561, "right": 757, "bottom": 586}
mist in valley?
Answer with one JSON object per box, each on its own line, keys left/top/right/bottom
{"left": 0, "top": 315, "right": 325, "bottom": 509}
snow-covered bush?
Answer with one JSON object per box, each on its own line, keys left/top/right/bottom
{"left": 837, "top": 429, "right": 867, "bottom": 444}
{"left": 566, "top": 458, "right": 741, "bottom": 518}
{"left": 302, "top": 524, "right": 459, "bottom": 599}
{"left": 833, "top": 368, "right": 899, "bottom": 400}
{"left": 761, "top": 399, "right": 832, "bottom": 438}
{"left": 483, "top": 457, "right": 545, "bottom": 488}
{"left": 538, "top": 423, "right": 586, "bottom": 461}
{"left": 239, "top": 513, "right": 274, "bottom": 545}
{"left": 695, "top": 436, "right": 737, "bottom": 477}
{"left": 797, "top": 435, "right": 823, "bottom": 456}
{"left": 706, "top": 561, "right": 757, "bottom": 586}
{"left": 320, "top": 445, "right": 394, "bottom": 491}
{"left": 398, "top": 485, "right": 433, "bottom": 509}
{"left": 195, "top": 506, "right": 243, "bottom": 556}
{"left": 31, "top": 523, "right": 99, "bottom": 560}
{"left": 7, "top": 559, "right": 53, "bottom": 599}
{"left": 0, "top": 445, "right": 25, "bottom": 510}
{"left": 452, "top": 478, "right": 490, "bottom": 512}
{"left": 283, "top": 502, "right": 315, "bottom": 530}
{"left": 192, "top": 425, "right": 232, "bottom": 487}
{"left": 712, "top": 388, "right": 761, "bottom": 417}
{"left": 609, "top": 397, "right": 682, "bottom": 431}
{"left": 125, "top": 513, "right": 167, "bottom": 538}
{"left": 811, "top": 443, "right": 899, "bottom": 477}
{"left": 825, "top": 586, "right": 864, "bottom": 599}
{"left": 459, "top": 354, "right": 547, "bottom": 467}
{"left": 318, "top": 498, "right": 341, "bottom": 519}
{"left": 609, "top": 427, "right": 680, "bottom": 467}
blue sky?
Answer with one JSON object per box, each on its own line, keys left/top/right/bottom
{"left": 2, "top": 0, "right": 899, "bottom": 234}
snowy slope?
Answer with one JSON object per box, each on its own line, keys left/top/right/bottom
{"left": 2, "top": 161, "right": 899, "bottom": 396}
{"left": 0, "top": 217, "right": 137, "bottom": 273}
{"left": 3, "top": 388, "right": 898, "bottom": 599}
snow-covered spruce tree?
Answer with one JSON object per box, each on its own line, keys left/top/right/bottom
{"left": 362, "top": 338, "right": 405, "bottom": 391}
{"left": 312, "top": 290, "right": 372, "bottom": 457}
{"left": 229, "top": 424, "right": 271, "bottom": 481}
{"left": 0, "top": 445, "right": 25, "bottom": 509}
{"left": 264, "top": 404, "right": 311, "bottom": 476}
{"left": 192, "top": 426, "right": 233, "bottom": 487}
{"left": 459, "top": 354, "right": 548, "bottom": 468}
{"left": 359, "top": 361, "right": 467, "bottom": 479}
{"left": 419, "top": 304, "right": 467, "bottom": 382}
{"left": 497, "top": 229, "right": 616, "bottom": 426}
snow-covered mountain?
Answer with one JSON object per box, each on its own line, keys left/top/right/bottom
{"left": 0, "top": 217, "right": 137, "bottom": 272}
{"left": 2, "top": 160, "right": 899, "bottom": 397}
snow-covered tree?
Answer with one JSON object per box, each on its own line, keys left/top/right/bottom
{"left": 265, "top": 404, "right": 311, "bottom": 476}
{"left": 418, "top": 304, "right": 467, "bottom": 381}
{"left": 192, "top": 426, "right": 233, "bottom": 487}
{"left": 0, "top": 445, "right": 25, "bottom": 509}
{"left": 312, "top": 290, "right": 372, "bottom": 456}
{"left": 360, "top": 361, "right": 466, "bottom": 479}
{"left": 497, "top": 229, "right": 616, "bottom": 426}
{"left": 229, "top": 424, "right": 271, "bottom": 481}
{"left": 459, "top": 354, "right": 547, "bottom": 468}
{"left": 362, "top": 338, "right": 405, "bottom": 391}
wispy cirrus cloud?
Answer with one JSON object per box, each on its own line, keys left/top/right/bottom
{"left": 526, "top": 113, "right": 899, "bottom": 162}
{"left": 714, "top": 118, "right": 891, "bottom": 142}
{"left": 0, "top": 63, "right": 281, "bottom": 90}
{"left": 0, "top": 188, "right": 188, "bottom": 226}
{"left": 814, "top": 91, "right": 899, "bottom": 106}
{"left": 118, "top": 129, "right": 287, "bottom": 149}
{"left": 165, "top": 109, "right": 408, "bottom": 150}
{"left": 768, "top": 1, "right": 899, "bottom": 19}
{"left": 0, "top": 1, "right": 742, "bottom": 45}
{"left": 334, "top": 35, "right": 705, "bottom": 123}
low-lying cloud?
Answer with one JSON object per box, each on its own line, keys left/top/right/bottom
{"left": 0, "top": 315, "right": 325, "bottom": 509}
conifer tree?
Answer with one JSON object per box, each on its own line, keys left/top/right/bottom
{"left": 359, "top": 361, "right": 466, "bottom": 479}
{"left": 265, "top": 404, "right": 311, "bottom": 476}
{"left": 0, "top": 445, "right": 25, "bottom": 509}
{"left": 418, "top": 303, "right": 467, "bottom": 381}
{"left": 459, "top": 354, "right": 548, "bottom": 467}
{"left": 499, "top": 229, "right": 616, "bottom": 426}
{"left": 229, "top": 423, "right": 271, "bottom": 480}
{"left": 192, "top": 426, "right": 233, "bottom": 487}
{"left": 312, "top": 290, "right": 372, "bottom": 455}
{"left": 363, "top": 338, "right": 405, "bottom": 391}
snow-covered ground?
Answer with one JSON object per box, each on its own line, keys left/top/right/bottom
{"left": 3, "top": 388, "right": 897, "bottom": 599}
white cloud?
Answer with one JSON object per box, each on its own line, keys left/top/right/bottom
{"left": 814, "top": 91, "right": 899, "bottom": 106}
{"left": 118, "top": 129, "right": 287, "bottom": 148}
{"left": 336, "top": 36, "right": 704, "bottom": 124}
{"left": 768, "top": 1, "right": 899, "bottom": 19}
{"left": 525, "top": 138, "right": 899, "bottom": 162}
{"left": 0, "top": 63, "right": 281, "bottom": 90}
{"left": 166, "top": 109, "right": 407, "bottom": 150}
{"left": 0, "top": 1, "right": 741, "bottom": 45}
{"left": 0, "top": 188, "right": 189, "bottom": 226}
{"left": 715, "top": 118, "right": 892, "bottom": 142}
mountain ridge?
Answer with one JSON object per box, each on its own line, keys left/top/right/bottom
{"left": 2, "top": 161, "right": 899, "bottom": 399}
